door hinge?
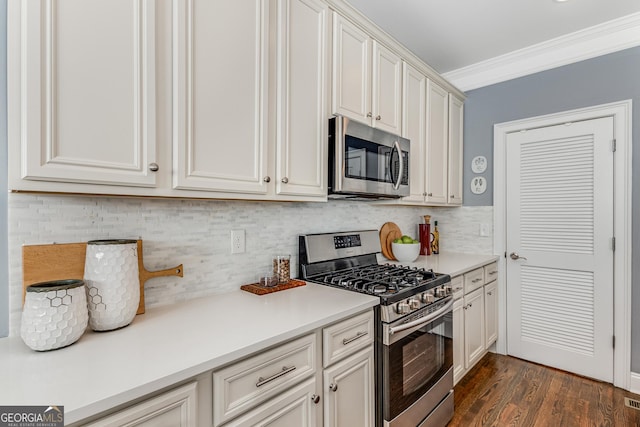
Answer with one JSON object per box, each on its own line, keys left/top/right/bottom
{"left": 504, "top": 251, "right": 507, "bottom": 259}
{"left": 612, "top": 237, "right": 616, "bottom": 251}
{"left": 612, "top": 139, "right": 617, "bottom": 152}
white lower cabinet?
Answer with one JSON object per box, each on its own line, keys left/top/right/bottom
{"left": 223, "top": 378, "right": 320, "bottom": 427}
{"left": 85, "top": 382, "right": 197, "bottom": 427}
{"left": 323, "top": 347, "right": 375, "bottom": 427}
{"left": 464, "top": 287, "right": 485, "bottom": 369}
{"left": 211, "top": 309, "right": 374, "bottom": 427}
{"left": 484, "top": 280, "right": 498, "bottom": 347}
{"left": 452, "top": 260, "right": 499, "bottom": 385}
{"left": 452, "top": 297, "right": 465, "bottom": 385}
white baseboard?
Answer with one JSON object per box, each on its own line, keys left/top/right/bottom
{"left": 628, "top": 372, "right": 640, "bottom": 394}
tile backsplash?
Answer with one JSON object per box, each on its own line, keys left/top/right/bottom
{"left": 7, "top": 193, "right": 493, "bottom": 336}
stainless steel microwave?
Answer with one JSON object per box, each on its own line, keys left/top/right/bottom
{"left": 328, "top": 115, "right": 410, "bottom": 199}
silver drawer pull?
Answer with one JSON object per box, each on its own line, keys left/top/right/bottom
{"left": 488, "top": 270, "right": 497, "bottom": 275}
{"left": 256, "top": 365, "right": 296, "bottom": 387}
{"left": 342, "top": 331, "right": 368, "bottom": 345}
{"left": 472, "top": 278, "right": 483, "bottom": 283}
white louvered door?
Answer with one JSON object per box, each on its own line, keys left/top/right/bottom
{"left": 505, "top": 117, "right": 614, "bottom": 382}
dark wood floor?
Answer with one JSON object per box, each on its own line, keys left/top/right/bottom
{"left": 449, "top": 353, "right": 640, "bottom": 427}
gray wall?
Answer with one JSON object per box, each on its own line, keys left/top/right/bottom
{"left": 0, "top": 0, "right": 7, "bottom": 338}
{"left": 462, "top": 46, "right": 640, "bottom": 371}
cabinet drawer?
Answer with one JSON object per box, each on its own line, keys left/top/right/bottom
{"left": 451, "top": 275, "right": 464, "bottom": 300}
{"left": 464, "top": 267, "right": 484, "bottom": 294}
{"left": 212, "top": 333, "right": 316, "bottom": 426}
{"left": 323, "top": 310, "right": 374, "bottom": 368}
{"left": 484, "top": 262, "right": 498, "bottom": 284}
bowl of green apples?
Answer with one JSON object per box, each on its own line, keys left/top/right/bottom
{"left": 391, "top": 235, "right": 420, "bottom": 262}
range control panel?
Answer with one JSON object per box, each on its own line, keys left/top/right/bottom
{"left": 334, "top": 234, "right": 362, "bottom": 249}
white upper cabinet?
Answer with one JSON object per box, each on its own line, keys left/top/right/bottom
{"left": 173, "top": 0, "right": 269, "bottom": 194}
{"left": 332, "top": 14, "right": 402, "bottom": 134}
{"left": 425, "top": 80, "right": 449, "bottom": 204}
{"left": 371, "top": 42, "right": 402, "bottom": 134}
{"left": 16, "top": 0, "right": 157, "bottom": 187}
{"left": 275, "top": 0, "right": 329, "bottom": 198}
{"left": 448, "top": 94, "right": 464, "bottom": 205}
{"left": 401, "top": 62, "right": 427, "bottom": 203}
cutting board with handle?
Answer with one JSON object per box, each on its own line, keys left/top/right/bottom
{"left": 22, "top": 239, "right": 183, "bottom": 314}
{"left": 379, "top": 222, "right": 402, "bottom": 260}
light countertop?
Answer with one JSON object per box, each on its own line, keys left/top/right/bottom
{"left": 0, "top": 283, "right": 378, "bottom": 424}
{"left": 382, "top": 251, "right": 500, "bottom": 277}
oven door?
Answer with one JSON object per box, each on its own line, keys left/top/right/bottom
{"left": 381, "top": 298, "right": 454, "bottom": 426}
{"left": 329, "top": 116, "right": 410, "bottom": 198}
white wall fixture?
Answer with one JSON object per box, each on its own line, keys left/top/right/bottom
{"left": 471, "top": 156, "right": 487, "bottom": 174}
{"left": 470, "top": 177, "right": 487, "bottom": 195}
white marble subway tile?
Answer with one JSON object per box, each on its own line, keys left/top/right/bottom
{"left": 7, "top": 193, "right": 493, "bottom": 335}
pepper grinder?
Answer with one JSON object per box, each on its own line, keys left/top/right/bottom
{"left": 419, "top": 215, "right": 431, "bottom": 256}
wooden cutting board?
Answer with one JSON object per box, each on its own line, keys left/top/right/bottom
{"left": 22, "top": 240, "right": 184, "bottom": 314}
{"left": 379, "top": 222, "right": 402, "bottom": 260}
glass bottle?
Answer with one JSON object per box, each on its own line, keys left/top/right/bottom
{"left": 431, "top": 221, "right": 440, "bottom": 254}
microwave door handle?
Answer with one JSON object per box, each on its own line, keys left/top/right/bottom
{"left": 392, "top": 140, "right": 403, "bottom": 190}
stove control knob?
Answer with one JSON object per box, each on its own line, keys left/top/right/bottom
{"left": 421, "top": 291, "right": 435, "bottom": 304}
{"left": 395, "top": 302, "right": 410, "bottom": 315}
{"left": 435, "top": 287, "right": 447, "bottom": 298}
{"left": 444, "top": 284, "right": 452, "bottom": 295}
{"left": 408, "top": 298, "right": 420, "bottom": 310}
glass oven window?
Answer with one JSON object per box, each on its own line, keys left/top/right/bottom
{"left": 383, "top": 313, "right": 453, "bottom": 421}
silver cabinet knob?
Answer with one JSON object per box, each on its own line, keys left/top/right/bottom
{"left": 427, "top": 193, "right": 433, "bottom": 197}
{"left": 263, "top": 176, "right": 271, "bottom": 183}
{"left": 329, "top": 383, "right": 338, "bottom": 392}
{"left": 450, "top": 195, "right": 455, "bottom": 198}
{"left": 375, "top": 115, "right": 381, "bottom": 120}
{"left": 148, "top": 163, "right": 159, "bottom": 172}
{"left": 281, "top": 177, "right": 289, "bottom": 184}
{"left": 366, "top": 112, "right": 372, "bottom": 118}
{"left": 311, "top": 394, "right": 320, "bottom": 404}
{"left": 510, "top": 252, "right": 528, "bottom": 260}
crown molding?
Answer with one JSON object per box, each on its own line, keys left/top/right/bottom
{"left": 443, "top": 12, "right": 640, "bottom": 92}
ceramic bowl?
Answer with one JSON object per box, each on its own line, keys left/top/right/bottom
{"left": 391, "top": 242, "right": 421, "bottom": 263}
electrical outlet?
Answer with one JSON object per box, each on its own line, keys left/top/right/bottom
{"left": 479, "top": 223, "right": 490, "bottom": 237}
{"left": 231, "top": 229, "right": 246, "bottom": 254}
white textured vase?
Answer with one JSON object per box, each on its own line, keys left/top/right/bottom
{"left": 21, "top": 279, "right": 89, "bottom": 351}
{"left": 84, "top": 239, "right": 140, "bottom": 331}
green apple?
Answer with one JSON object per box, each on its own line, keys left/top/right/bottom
{"left": 401, "top": 235, "right": 414, "bottom": 243}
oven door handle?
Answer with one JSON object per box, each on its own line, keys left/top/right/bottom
{"left": 391, "top": 140, "right": 404, "bottom": 190}
{"left": 389, "top": 298, "right": 453, "bottom": 335}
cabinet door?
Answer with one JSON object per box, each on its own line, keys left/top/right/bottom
{"left": 323, "top": 347, "right": 374, "bottom": 427}
{"left": 448, "top": 94, "right": 464, "bottom": 205}
{"left": 452, "top": 297, "right": 465, "bottom": 385}
{"left": 173, "top": 0, "right": 269, "bottom": 194}
{"left": 275, "top": 0, "right": 328, "bottom": 198}
{"left": 86, "top": 382, "right": 197, "bottom": 427}
{"left": 224, "top": 378, "right": 320, "bottom": 427}
{"left": 19, "top": 0, "right": 157, "bottom": 187}
{"left": 371, "top": 42, "right": 402, "bottom": 135}
{"left": 401, "top": 62, "right": 426, "bottom": 203}
{"left": 331, "top": 14, "right": 371, "bottom": 124}
{"left": 464, "top": 288, "right": 485, "bottom": 369}
{"left": 425, "top": 80, "right": 449, "bottom": 204}
{"left": 484, "top": 280, "right": 498, "bottom": 347}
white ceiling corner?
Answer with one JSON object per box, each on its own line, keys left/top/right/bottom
{"left": 443, "top": 12, "right": 640, "bottom": 92}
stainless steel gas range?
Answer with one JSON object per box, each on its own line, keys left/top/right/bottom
{"left": 299, "top": 230, "right": 454, "bottom": 427}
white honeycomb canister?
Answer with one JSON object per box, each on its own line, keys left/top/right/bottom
{"left": 21, "top": 279, "right": 89, "bottom": 351}
{"left": 84, "top": 239, "right": 140, "bottom": 331}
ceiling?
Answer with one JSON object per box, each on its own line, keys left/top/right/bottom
{"left": 344, "top": 0, "right": 640, "bottom": 74}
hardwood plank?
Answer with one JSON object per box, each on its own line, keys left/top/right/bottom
{"left": 451, "top": 353, "right": 640, "bottom": 426}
